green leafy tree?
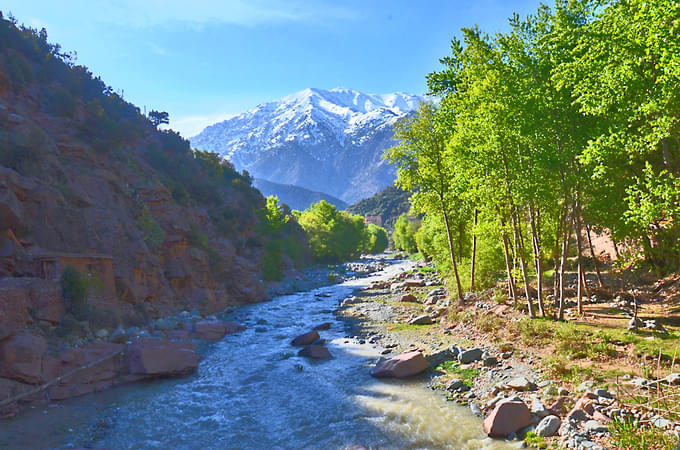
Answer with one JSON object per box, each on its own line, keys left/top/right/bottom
{"left": 148, "top": 110, "right": 169, "bottom": 128}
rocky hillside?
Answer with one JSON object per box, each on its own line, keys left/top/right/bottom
{"left": 346, "top": 185, "right": 411, "bottom": 231}
{"left": 190, "top": 88, "right": 423, "bottom": 204}
{"left": 0, "top": 17, "right": 309, "bottom": 338}
{"left": 253, "top": 178, "right": 347, "bottom": 211}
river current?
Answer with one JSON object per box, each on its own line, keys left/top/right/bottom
{"left": 0, "top": 258, "right": 513, "bottom": 450}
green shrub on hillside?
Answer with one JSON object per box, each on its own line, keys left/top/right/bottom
{"left": 60, "top": 265, "right": 89, "bottom": 320}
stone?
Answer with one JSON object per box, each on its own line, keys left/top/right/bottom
{"left": 193, "top": 320, "right": 245, "bottom": 341}
{"left": 313, "top": 322, "right": 331, "bottom": 331}
{"left": 651, "top": 415, "right": 674, "bottom": 429}
{"left": 370, "top": 351, "right": 429, "bottom": 378}
{"left": 446, "top": 378, "right": 464, "bottom": 392}
{"left": 482, "top": 399, "right": 533, "bottom": 438}
{"left": 126, "top": 338, "right": 200, "bottom": 377}
{"left": 409, "top": 315, "right": 433, "bottom": 325}
{"left": 576, "top": 381, "right": 596, "bottom": 392}
{"left": 531, "top": 396, "right": 550, "bottom": 418}
{"left": 458, "top": 348, "right": 483, "bottom": 364}
{"left": 583, "top": 420, "right": 608, "bottom": 434}
{"left": 0, "top": 333, "right": 47, "bottom": 384}
{"left": 594, "top": 388, "right": 612, "bottom": 399}
{"left": 535, "top": 415, "right": 561, "bottom": 437}
{"left": 567, "top": 408, "right": 591, "bottom": 424}
{"left": 664, "top": 373, "right": 680, "bottom": 385}
{"left": 398, "top": 293, "right": 418, "bottom": 302}
{"left": 95, "top": 329, "right": 109, "bottom": 339}
{"left": 291, "top": 330, "right": 320, "bottom": 346}
{"left": 297, "top": 345, "right": 332, "bottom": 359}
{"left": 110, "top": 327, "right": 127, "bottom": 343}
{"left": 506, "top": 377, "right": 535, "bottom": 391}
{"left": 405, "top": 279, "right": 424, "bottom": 287}
{"left": 482, "top": 356, "right": 498, "bottom": 367}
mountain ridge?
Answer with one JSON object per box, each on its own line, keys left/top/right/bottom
{"left": 190, "top": 88, "right": 424, "bottom": 204}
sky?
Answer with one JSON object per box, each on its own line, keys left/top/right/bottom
{"left": 4, "top": 1, "right": 543, "bottom": 137}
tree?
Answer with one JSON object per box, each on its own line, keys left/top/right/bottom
{"left": 148, "top": 110, "right": 169, "bottom": 128}
{"left": 385, "top": 102, "right": 466, "bottom": 302}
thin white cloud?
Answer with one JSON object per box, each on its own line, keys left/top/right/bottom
{"left": 146, "top": 41, "right": 171, "bottom": 56}
{"left": 171, "top": 112, "right": 236, "bottom": 139}
{"left": 89, "top": 0, "right": 358, "bottom": 28}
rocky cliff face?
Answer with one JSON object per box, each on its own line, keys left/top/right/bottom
{"left": 190, "top": 88, "right": 423, "bottom": 204}
{"left": 0, "top": 18, "right": 306, "bottom": 335}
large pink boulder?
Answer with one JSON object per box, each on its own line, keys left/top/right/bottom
{"left": 0, "top": 332, "right": 47, "bottom": 384}
{"left": 192, "top": 320, "right": 243, "bottom": 341}
{"left": 298, "top": 345, "right": 333, "bottom": 359}
{"left": 126, "top": 338, "right": 200, "bottom": 377}
{"left": 291, "top": 330, "right": 320, "bottom": 346}
{"left": 482, "top": 399, "right": 533, "bottom": 438}
{"left": 370, "top": 351, "right": 429, "bottom": 378}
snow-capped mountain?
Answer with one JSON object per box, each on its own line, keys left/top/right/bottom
{"left": 190, "top": 88, "right": 424, "bottom": 204}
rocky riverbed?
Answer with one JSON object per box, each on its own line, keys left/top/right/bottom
{"left": 336, "top": 260, "right": 680, "bottom": 449}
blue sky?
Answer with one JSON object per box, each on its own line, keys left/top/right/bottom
{"left": 4, "top": 1, "right": 542, "bottom": 136}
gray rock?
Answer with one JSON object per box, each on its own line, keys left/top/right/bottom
{"left": 535, "top": 415, "right": 561, "bottom": 437}
{"left": 95, "top": 329, "right": 109, "bottom": 339}
{"left": 506, "top": 377, "right": 535, "bottom": 391}
{"left": 583, "top": 420, "right": 608, "bottom": 434}
{"left": 447, "top": 378, "right": 464, "bottom": 392}
{"left": 576, "top": 381, "right": 596, "bottom": 392}
{"left": 109, "top": 327, "right": 126, "bottom": 343}
{"left": 409, "top": 315, "right": 433, "bottom": 325}
{"left": 458, "top": 348, "right": 483, "bottom": 364}
{"left": 664, "top": 373, "right": 680, "bottom": 385}
{"left": 651, "top": 415, "right": 674, "bottom": 429}
{"left": 531, "top": 396, "right": 550, "bottom": 418}
{"left": 483, "top": 356, "right": 498, "bottom": 367}
{"left": 594, "top": 388, "right": 612, "bottom": 399}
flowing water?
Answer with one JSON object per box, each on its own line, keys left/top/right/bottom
{"left": 0, "top": 258, "right": 514, "bottom": 450}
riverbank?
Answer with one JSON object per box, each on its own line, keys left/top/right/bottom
{"left": 0, "top": 257, "right": 388, "bottom": 421}
{"left": 337, "top": 260, "right": 680, "bottom": 449}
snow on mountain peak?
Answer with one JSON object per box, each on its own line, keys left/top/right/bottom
{"left": 189, "top": 88, "right": 425, "bottom": 203}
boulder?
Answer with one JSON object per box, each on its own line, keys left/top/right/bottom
{"left": 370, "top": 351, "right": 428, "bottom": 378}
{"left": 398, "top": 293, "right": 418, "bottom": 302}
{"left": 482, "top": 399, "right": 532, "bottom": 438}
{"left": 458, "top": 348, "right": 483, "bottom": 364}
{"left": 297, "top": 345, "right": 333, "bottom": 359}
{"left": 0, "top": 333, "right": 47, "bottom": 384}
{"left": 291, "top": 330, "right": 320, "bottom": 346}
{"left": 505, "top": 376, "right": 535, "bottom": 391}
{"left": 313, "top": 322, "right": 332, "bottom": 331}
{"left": 535, "top": 415, "right": 561, "bottom": 437}
{"left": 126, "top": 339, "right": 199, "bottom": 377}
{"left": 530, "top": 395, "right": 550, "bottom": 418}
{"left": 583, "top": 420, "right": 608, "bottom": 434}
{"left": 193, "top": 320, "right": 244, "bottom": 341}
{"left": 409, "top": 315, "right": 433, "bottom": 325}
{"left": 405, "top": 279, "right": 424, "bottom": 287}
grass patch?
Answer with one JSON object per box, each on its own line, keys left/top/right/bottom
{"left": 523, "top": 431, "right": 547, "bottom": 449}
{"left": 436, "top": 361, "right": 480, "bottom": 386}
{"left": 609, "top": 415, "right": 678, "bottom": 450}
{"left": 385, "top": 322, "right": 435, "bottom": 333}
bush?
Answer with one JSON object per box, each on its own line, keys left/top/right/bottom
{"left": 392, "top": 214, "right": 419, "bottom": 254}
{"left": 60, "top": 265, "right": 89, "bottom": 320}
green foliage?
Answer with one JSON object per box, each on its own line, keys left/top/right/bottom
{"left": 609, "top": 415, "right": 678, "bottom": 450}
{"left": 41, "top": 85, "right": 76, "bottom": 117}
{"left": 523, "top": 431, "right": 547, "bottom": 449}
{"left": 345, "top": 185, "right": 412, "bottom": 230}
{"left": 436, "top": 361, "right": 480, "bottom": 387}
{"left": 60, "top": 265, "right": 89, "bottom": 320}
{"left": 392, "top": 214, "right": 419, "bottom": 254}
{"left": 363, "top": 224, "right": 389, "bottom": 254}
{"left": 296, "top": 200, "right": 368, "bottom": 263}
{"left": 148, "top": 110, "right": 169, "bottom": 128}
{"left": 0, "top": 126, "right": 46, "bottom": 175}
{"left": 137, "top": 207, "right": 165, "bottom": 250}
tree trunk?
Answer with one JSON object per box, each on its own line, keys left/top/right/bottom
{"left": 585, "top": 224, "right": 604, "bottom": 288}
{"left": 442, "top": 207, "right": 463, "bottom": 303}
{"left": 529, "top": 204, "right": 545, "bottom": 317}
{"left": 470, "top": 209, "right": 478, "bottom": 292}
{"left": 511, "top": 207, "right": 535, "bottom": 318}
{"left": 573, "top": 207, "right": 586, "bottom": 315}
{"left": 500, "top": 216, "right": 517, "bottom": 304}
{"left": 558, "top": 208, "right": 570, "bottom": 321}
{"left": 458, "top": 222, "right": 464, "bottom": 264}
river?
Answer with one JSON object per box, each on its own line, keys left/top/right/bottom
{"left": 0, "top": 257, "right": 514, "bottom": 450}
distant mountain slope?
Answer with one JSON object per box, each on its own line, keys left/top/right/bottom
{"left": 346, "top": 185, "right": 411, "bottom": 230}
{"left": 190, "top": 88, "right": 424, "bottom": 204}
{"left": 253, "top": 179, "right": 348, "bottom": 211}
